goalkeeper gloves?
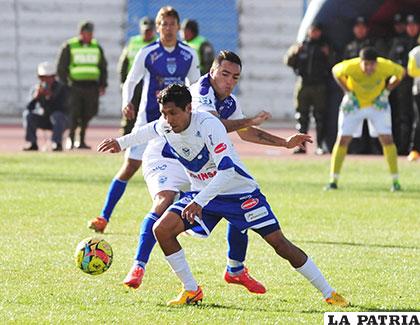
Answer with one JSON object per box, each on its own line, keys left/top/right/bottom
{"left": 373, "top": 89, "right": 390, "bottom": 111}
{"left": 341, "top": 92, "right": 359, "bottom": 114}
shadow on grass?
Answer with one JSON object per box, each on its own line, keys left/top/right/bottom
{"left": 157, "top": 302, "right": 325, "bottom": 314}
{"left": 298, "top": 240, "right": 419, "bottom": 250}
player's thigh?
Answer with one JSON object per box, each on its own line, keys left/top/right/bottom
{"left": 168, "top": 193, "right": 222, "bottom": 238}
{"left": 153, "top": 210, "right": 186, "bottom": 239}
{"left": 338, "top": 109, "right": 365, "bottom": 137}
{"left": 367, "top": 107, "right": 392, "bottom": 136}
{"left": 143, "top": 159, "right": 190, "bottom": 199}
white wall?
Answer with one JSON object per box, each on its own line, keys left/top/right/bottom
{"left": 238, "top": 0, "right": 302, "bottom": 120}
{"left": 0, "top": 0, "right": 124, "bottom": 116}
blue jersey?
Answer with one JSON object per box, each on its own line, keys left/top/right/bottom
{"left": 122, "top": 40, "right": 200, "bottom": 124}
{"left": 190, "top": 74, "right": 244, "bottom": 119}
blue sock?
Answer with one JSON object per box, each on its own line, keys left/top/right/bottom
{"left": 100, "top": 178, "right": 127, "bottom": 222}
{"left": 226, "top": 223, "right": 248, "bottom": 274}
{"left": 134, "top": 212, "right": 160, "bottom": 268}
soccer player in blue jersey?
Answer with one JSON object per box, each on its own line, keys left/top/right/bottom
{"left": 98, "top": 84, "right": 349, "bottom": 307}
{"left": 89, "top": 6, "right": 199, "bottom": 234}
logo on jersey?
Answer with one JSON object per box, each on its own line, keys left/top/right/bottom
{"left": 214, "top": 143, "right": 227, "bottom": 154}
{"left": 241, "top": 198, "right": 259, "bottom": 210}
{"left": 152, "top": 164, "right": 167, "bottom": 172}
{"left": 195, "top": 131, "right": 201, "bottom": 138}
{"left": 208, "top": 134, "right": 214, "bottom": 145}
{"left": 244, "top": 206, "right": 269, "bottom": 222}
{"left": 180, "top": 49, "right": 192, "bottom": 61}
{"left": 188, "top": 171, "right": 217, "bottom": 181}
{"left": 166, "top": 57, "right": 177, "bottom": 75}
{"left": 182, "top": 147, "right": 191, "bottom": 156}
{"left": 199, "top": 96, "right": 212, "bottom": 105}
{"left": 150, "top": 51, "right": 163, "bottom": 64}
{"left": 158, "top": 176, "right": 168, "bottom": 184}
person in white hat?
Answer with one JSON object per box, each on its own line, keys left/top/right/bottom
{"left": 22, "top": 61, "right": 70, "bottom": 151}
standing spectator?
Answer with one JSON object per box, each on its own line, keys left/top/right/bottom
{"left": 325, "top": 47, "right": 405, "bottom": 192}
{"left": 117, "top": 17, "right": 157, "bottom": 135}
{"left": 285, "top": 22, "right": 334, "bottom": 154}
{"left": 181, "top": 19, "right": 215, "bottom": 75}
{"left": 387, "top": 13, "right": 409, "bottom": 154}
{"left": 23, "top": 62, "right": 69, "bottom": 152}
{"left": 343, "top": 16, "right": 382, "bottom": 154}
{"left": 407, "top": 45, "right": 420, "bottom": 161}
{"left": 57, "top": 21, "right": 108, "bottom": 149}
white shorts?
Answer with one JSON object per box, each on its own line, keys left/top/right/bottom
{"left": 338, "top": 104, "right": 392, "bottom": 138}
{"left": 142, "top": 158, "right": 190, "bottom": 198}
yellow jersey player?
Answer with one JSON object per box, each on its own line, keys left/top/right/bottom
{"left": 325, "top": 47, "right": 405, "bottom": 192}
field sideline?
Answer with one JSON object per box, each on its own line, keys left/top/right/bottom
{"left": 1, "top": 150, "right": 419, "bottom": 323}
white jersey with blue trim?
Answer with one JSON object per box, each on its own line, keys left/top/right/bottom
{"left": 122, "top": 40, "right": 200, "bottom": 125}
{"left": 189, "top": 74, "right": 244, "bottom": 119}
{"left": 117, "top": 111, "right": 258, "bottom": 207}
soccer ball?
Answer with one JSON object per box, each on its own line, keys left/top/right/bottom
{"left": 75, "top": 237, "right": 113, "bottom": 275}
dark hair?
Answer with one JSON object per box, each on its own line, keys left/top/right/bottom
{"left": 157, "top": 84, "right": 192, "bottom": 110}
{"left": 182, "top": 19, "right": 199, "bottom": 36}
{"left": 359, "top": 47, "right": 378, "bottom": 61}
{"left": 211, "top": 50, "right": 242, "bottom": 70}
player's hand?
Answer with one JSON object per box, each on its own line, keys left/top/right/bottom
{"left": 97, "top": 138, "right": 121, "bottom": 153}
{"left": 285, "top": 133, "right": 313, "bottom": 149}
{"left": 99, "top": 86, "right": 106, "bottom": 96}
{"left": 250, "top": 111, "right": 272, "bottom": 126}
{"left": 122, "top": 103, "right": 135, "bottom": 120}
{"left": 181, "top": 201, "right": 202, "bottom": 224}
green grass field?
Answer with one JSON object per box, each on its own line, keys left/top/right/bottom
{"left": 1, "top": 153, "right": 419, "bottom": 324}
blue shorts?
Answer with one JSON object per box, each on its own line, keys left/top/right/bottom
{"left": 168, "top": 189, "right": 280, "bottom": 238}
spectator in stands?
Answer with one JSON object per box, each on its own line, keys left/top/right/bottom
{"left": 407, "top": 44, "right": 420, "bottom": 161}
{"left": 387, "top": 13, "right": 410, "bottom": 155}
{"left": 117, "top": 17, "right": 157, "bottom": 135}
{"left": 284, "top": 22, "right": 334, "bottom": 154}
{"left": 181, "top": 19, "right": 215, "bottom": 75}
{"left": 23, "top": 62, "right": 69, "bottom": 151}
{"left": 343, "top": 16, "right": 382, "bottom": 154}
{"left": 57, "top": 21, "right": 108, "bottom": 149}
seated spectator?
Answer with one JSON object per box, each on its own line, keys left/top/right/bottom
{"left": 23, "top": 62, "right": 69, "bottom": 151}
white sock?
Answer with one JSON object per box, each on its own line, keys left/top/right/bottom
{"left": 165, "top": 249, "right": 198, "bottom": 291}
{"left": 296, "top": 257, "right": 334, "bottom": 298}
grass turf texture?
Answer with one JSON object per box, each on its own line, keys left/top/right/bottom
{"left": 1, "top": 153, "right": 419, "bottom": 323}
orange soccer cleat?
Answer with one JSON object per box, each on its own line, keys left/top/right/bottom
{"left": 123, "top": 265, "right": 145, "bottom": 289}
{"left": 167, "top": 286, "right": 203, "bottom": 306}
{"left": 325, "top": 291, "right": 350, "bottom": 307}
{"left": 88, "top": 217, "right": 108, "bottom": 233}
{"left": 224, "top": 267, "right": 266, "bottom": 294}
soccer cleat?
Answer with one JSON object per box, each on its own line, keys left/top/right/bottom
{"left": 167, "top": 286, "right": 203, "bottom": 306}
{"left": 88, "top": 217, "right": 108, "bottom": 233}
{"left": 325, "top": 291, "right": 350, "bottom": 307}
{"left": 324, "top": 182, "right": 338, "bottom": 191}
{"left": 390, "top": 181, "right": 401, "bottom": 192}
{"left": 224, "top": 267, "right": 266, "bottom": 294}
{"left": 123, "top": 265, "right": 145, "bottom": 289}
{"left": 407, "top": 150, "right": 419, "bottom": 162}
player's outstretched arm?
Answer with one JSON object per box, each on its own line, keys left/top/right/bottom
{"left": 220, "top": 111, "right": 272, "bottom": 133}
{"left": 97, "top": 138, "right": 121, "bottom": 153}
{"left": 237, "top": 127, "right": 312, "bottom": 149}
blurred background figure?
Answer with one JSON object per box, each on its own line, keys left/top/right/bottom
{"left": 407, "top": 44, "right": 420, "bottom": 161}
{"left": 284, "top": 22, "right": 334, "bottom": 154}
{"left": 181, "top": 19, "right": 215, "bottom": 75}
{"left": 118, "top": 16, "right": 157, "bottom": 135}
{"left": 387, "top": 13, "right": 409, "bottom": 154}
{"left": 23, "top": 62, "right": 69, "bottom": 152}
{"left": 57, "top": 21, "right": 108, "bottom": 149}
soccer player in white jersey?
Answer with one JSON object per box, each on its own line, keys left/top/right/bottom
{"left": 98, "top": 84, "right": 349, "bottom": 307}
{"left": 121, "top": 50, "right": 280, "bottom": 292}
